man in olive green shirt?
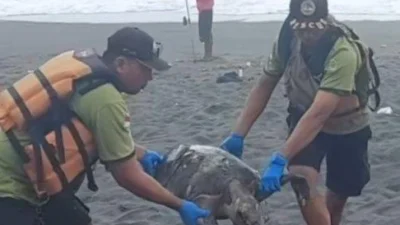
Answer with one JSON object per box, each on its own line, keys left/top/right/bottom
{"left": 0, "top": 26, "right": 210, "bottom": 225}
{"left": 221, "top": 0, "right": 372, "bottom": 225}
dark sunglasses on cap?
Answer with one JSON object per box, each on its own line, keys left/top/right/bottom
{"left": 120, "top": 41, "right": 163, "bottom": 59}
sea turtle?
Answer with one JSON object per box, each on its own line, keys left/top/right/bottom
{"left": 154, "top": 144, "right": 310, "bottom": 225}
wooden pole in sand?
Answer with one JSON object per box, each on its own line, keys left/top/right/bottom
{"left": 183, "top": 0, "right": 196, "bottom": 61}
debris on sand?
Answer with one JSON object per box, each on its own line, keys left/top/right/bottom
{"left": 216, "top": 71, "right": 243, "bottom": 83}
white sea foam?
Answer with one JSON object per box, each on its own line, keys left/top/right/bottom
{"left": 1, "top": 0, "right": 400, "bottom": 23}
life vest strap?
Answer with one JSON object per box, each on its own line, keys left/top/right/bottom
{"left": 6, "top": 85, "right": 45, "bottom": 190}
{"left": 5, "top": 67, "right": 98, "bottom": 197}
{"left": 33, "top": 69, "right": 66, "bottom": 164}
{"left": 34, "top": 68, "right": 98, "bottom": 193}
{"left": 39, "top": 135, "right": 70, "bottom": 192}
{"left": 5, "top": 130, "right": 30, "bottom": 163}
{"left": 65, "top": 118, "right": 98, "bottom": 192}
{"left": 77, "top": 78, "right": 110, "bottom": 96}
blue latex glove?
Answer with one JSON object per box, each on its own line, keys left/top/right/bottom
{"left": 178, "top": 200, "right": 211, "bottom": 225}
{"left": 139, "top": 150, "right": 163, "bottom": 177}
{"left": 220, "top": 133, "right": 244, "bottom": 158}
{"left": 259, "top": 151, "right": 288, "bottom": 194}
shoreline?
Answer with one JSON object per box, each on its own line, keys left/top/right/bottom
{"left": 1, "top": 11, "right": 400, "bottom": 24}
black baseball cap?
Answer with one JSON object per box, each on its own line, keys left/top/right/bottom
{"left": 289, "top": 0, "right": 329, "bottom": 30}
{"left": 106, "top": 26, "right": 171, "bottom": 71}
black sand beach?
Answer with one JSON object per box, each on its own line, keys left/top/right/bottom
{"left": 0, "top": 19, "right": 399, "bottom": 225}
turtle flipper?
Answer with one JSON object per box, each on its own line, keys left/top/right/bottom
{"left": 255, "top": 173, "right": 310, "bottom": 205}
{"left": 192, "top": 194, "right": 222, "bottom": 225}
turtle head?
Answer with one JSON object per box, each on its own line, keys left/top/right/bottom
{"left": 228, "top": 180, "right": 268, "bottom": 225}
{"left": 232, "top": 197, "right": 267, "bottom": 225}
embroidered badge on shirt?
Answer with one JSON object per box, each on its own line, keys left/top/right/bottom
{"left": 124, "top": 113, "right": 131, "bottom": 129}
{"left": 326, "top": 58, "right": 338, "bottom": 72}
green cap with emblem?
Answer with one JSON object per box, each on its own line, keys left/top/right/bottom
{"left": 289, "top": 0, "right": 329, "bottom": 30}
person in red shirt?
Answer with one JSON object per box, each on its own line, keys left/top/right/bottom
{"left": 196, "top": 0, "right": 214, "bottom": 60}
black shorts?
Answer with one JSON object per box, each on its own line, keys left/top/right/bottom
{"left": 286, "top": 112, "right": 372, "bottom": 197}
{"left": 198, "top": 9, "right": 213, "bottom": 43}
{"left": 0, "top": 192, "right": 91, "bottom": 225}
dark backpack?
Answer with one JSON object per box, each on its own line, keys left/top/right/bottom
{"left": 277, "top": 15, "right": 381, "bottom": 111}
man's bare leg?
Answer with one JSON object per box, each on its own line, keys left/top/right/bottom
{"left": 203, "top": 35, "right": 213, "bottom": 60}
{"left": 326, "top": 190, "right": 347, "bottom": 225}
{"left": 289, "top": 165, "right": 331, "bottom": 225}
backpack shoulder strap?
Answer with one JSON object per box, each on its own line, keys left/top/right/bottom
{"left": 353, "top": 40, "right": 381, "bottom": 111}
{"left": 277, "top": 16, "right": 295, "bottom": 68}
{"left": 329, "top": 17, "right": 381, "bottom": 111}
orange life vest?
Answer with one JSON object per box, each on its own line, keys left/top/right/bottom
{"left": 0, "top": 48, "right": 118, "bottom": 199}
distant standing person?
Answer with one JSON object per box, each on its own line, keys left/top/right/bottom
{"left": 196, "top": 0, "right": 214, "bottom": 60}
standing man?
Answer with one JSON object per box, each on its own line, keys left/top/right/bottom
{"left": 196, "top": 0, "right": 214, "bottom": 60}
{"left": 220, "top": 0, "right": 379, "bottom": 224}
{"left": 0, "top": 26, "right": 210, "bottom": 225}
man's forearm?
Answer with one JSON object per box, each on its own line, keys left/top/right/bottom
{"left": 110, "top": 158, "right": 183, "bottom": 211}
{"left": 124, "top": 170, "right": 183, "bottom": 210}
{"left": 281, "top": 111, "right": 327, "bottom": 160}
{"left": 233, "top": 75, "right": 278, "bottom": 136}
{"left": 281, "top": 90, "right": 341, "bottom": 160}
